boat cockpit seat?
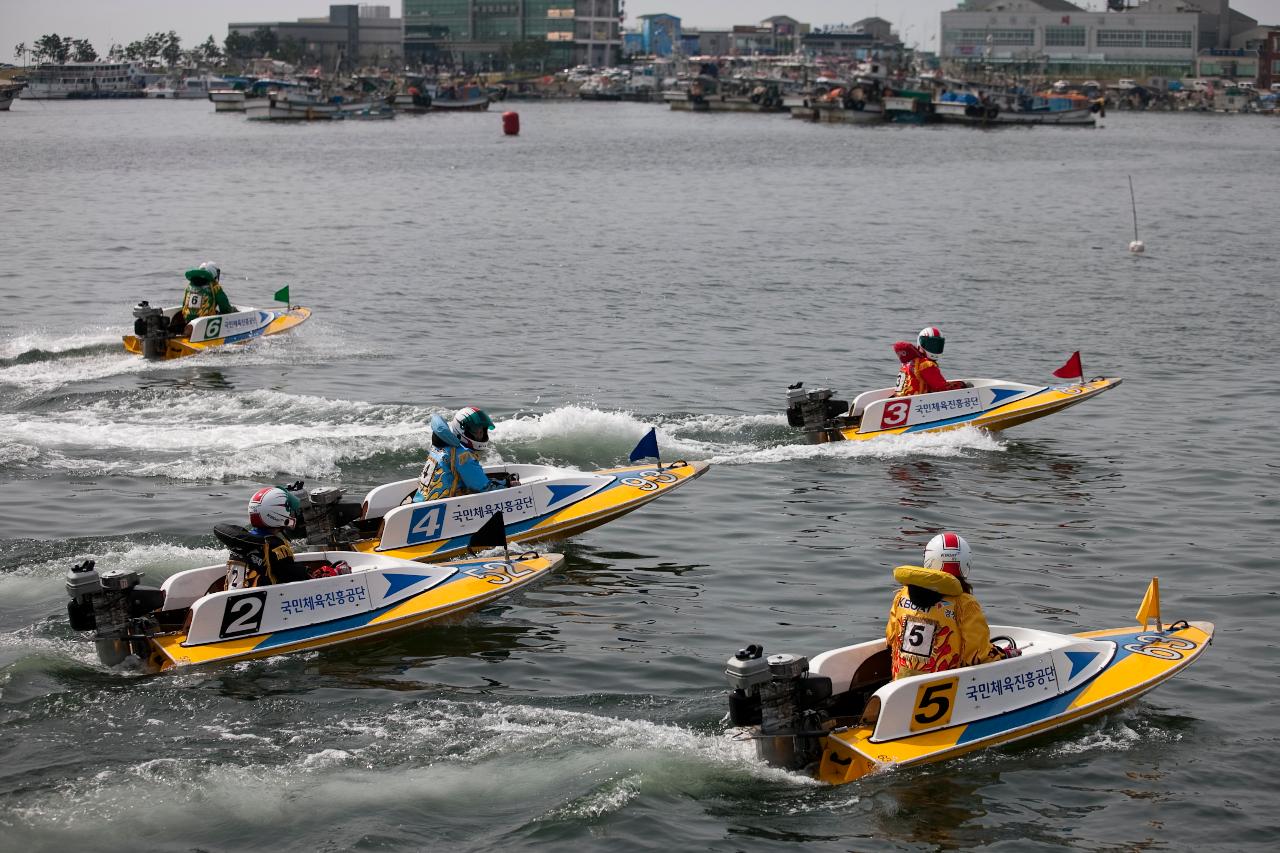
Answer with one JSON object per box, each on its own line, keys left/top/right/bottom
{"left": 850, "top": 388, "right": 894, "bottom": 418}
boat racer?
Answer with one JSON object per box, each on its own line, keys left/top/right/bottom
{"left": 179, "top": 262, "right": 235, "bottom": 325}
{"left": 412, "top": 407, "right": 514, "bottom": 503}
{"left": 228, "top": 487, "right": 310, "bottom": 588}
{"left": 885, "top": 532, "right": 1019, "bottom": 680}
{"left": 891, "top": 326, "right": 969, "bottom": 397}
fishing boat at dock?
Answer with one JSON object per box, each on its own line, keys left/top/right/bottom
{"left": 19, "top": 61, "right": 144, "bottom": 99}
{"left": 0, "top": 83, "right": 22, "bottom": 111}
{"left": 431, "top": 81, "right": 490, "bottom": 111}
{"left": 245, "top": 90, "right": 341, "bottom": 121}
{"left": 933, "top": 90, "right": 1099, "bottom": 127}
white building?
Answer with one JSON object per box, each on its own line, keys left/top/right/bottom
{"left": 940, "top": 0, "right": 1204, "bottom": 79}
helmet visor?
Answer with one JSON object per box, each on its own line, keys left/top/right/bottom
{"left": 919, "top": 335, "right": 945, "bottom": 356}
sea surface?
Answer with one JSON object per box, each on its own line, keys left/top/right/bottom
{"left": 0, "top": 99, "right": 1276, "bottom": 852}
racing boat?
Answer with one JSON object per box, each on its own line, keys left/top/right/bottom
{"left": 785, "top": 375, "right": 1122, "bottom": 443}
{"left": 123, "top": 298, "right": 310, "bottom": 360}
{"left": 64, "top": 516, "right": 562, "bottom": 674}
{"left": 724, "top": 579, "right": 1212, "bottom": 785}
{"left": 293, "top": 456, "right": 709, "bottom": 563}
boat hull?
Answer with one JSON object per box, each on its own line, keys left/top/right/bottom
{"left": 833, "top": 377, "right": 1122, "bottom": 442}
{"left": 122, "top": 306, "right": 311, "bottom": 359}
{"left": 354, "top": 460, "right": 710, "bottom": 563}
{"left": 816, "top": 621, "right": 1214, "bottom": 784}
{"left": 140, "top": 552, "right": 563, "bottom": 672}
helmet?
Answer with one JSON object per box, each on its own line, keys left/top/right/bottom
{"left": 248, "top": 486, "right": 297, "bottom": 530}
{"left": 198, "top": 261, "right": 221, "bottom": 282}
{"left": 924, "top": 531, "right": 971, "bottom": 580}
{"left": 917, "top": 326, "right": 945, "bottom": 359}
{"left": 449, "top": 406, "right": 495, "bottom": 450}
{"left": 183, "top": 267, "right": 215, "bottom": 286}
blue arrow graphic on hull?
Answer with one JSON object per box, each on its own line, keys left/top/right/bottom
{"left": 382, "top": 572, "right": 433, "bottom": 597}
{"left": 1064, "top": 650, "right": 1100, "bottom": 680}
{"left": 989, "top": 387, "right": 1026, "bottom": 406}
{"left": 544, "top": 483, "right": 591, "bottom": 506}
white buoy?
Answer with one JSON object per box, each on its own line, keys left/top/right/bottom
{"left": 1127, "top": 175, "right": 1144, "bottom": 253}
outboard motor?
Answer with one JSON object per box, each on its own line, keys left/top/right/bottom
{"left": 65, "top": 560, "right": 166, "bottom": 666}
{"left": 285, "top": 485, "right": 366, "bottom": 549}
{"left": 131, "top": 301, "right": 171, "bottom": 360}
{"left": 298, "top": 486, "right": 354, "bottom": 548}
{"left": 725, "top": 644, "right": 833, "bottom": 771}
{"left": 785, "top": 383, "right": 849, "bottom": 436}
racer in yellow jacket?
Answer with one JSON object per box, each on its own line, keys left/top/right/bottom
{"left": 886, "top": 532, "right": 1018, "bottom": 679}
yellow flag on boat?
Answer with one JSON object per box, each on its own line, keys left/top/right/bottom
{"left": 1136, "top": 577, "right": 1161, "bottom": 628}
{"left": 273, "top": 286, "right": 290, "bottom": 304}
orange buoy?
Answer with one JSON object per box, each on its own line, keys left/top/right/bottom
{"left": 502, "top": 111, "right": 519, "bottom": 136}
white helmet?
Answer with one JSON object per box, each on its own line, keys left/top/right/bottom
{"left": 198, "top": 261, "right": 221, "bottom": 282}
{"left": 924, "top": 531, "right": 971, "bottom": 580}
{"left": 449, "top": 406, "right": 495, "bottom": 450}
{"left": 248, "top": 486, "right": 296, "bottom": 530}
{"left": 917, "top": 326, "right": 945, "bottom": 359}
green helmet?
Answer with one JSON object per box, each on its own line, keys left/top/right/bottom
{"left": 450, "top": 406, "right": 495, "bottom": 450}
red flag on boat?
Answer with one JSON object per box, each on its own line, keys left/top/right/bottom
{"left": 1053, "top": 351, "right": 1083, "bottom": 380}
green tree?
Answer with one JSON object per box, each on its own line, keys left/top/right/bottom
{"left": 508, "top": 38, "right": 551, "bottom": 72}
{"left": 253, "top": 27, "right": 279, "bottom": 57}
{"left": 107, "top": 43, "right": 124, "bottom": 60}
{"left": 13, "top": 42, "right": 27, "bottom": 66}
{"left": 71, "top": 38, "right": 98, "bottom": 62}
{"left": 142, "top": 32, "right": 165, "bottom": 62}
{"left": 224, "top": 32, "right": 247, "bottom": 60}
{"left": 34, "top": 34, "right": 71, "bottom": 63}
{"left": 161, "top": 30, "right": 182, "bottom": 66}
{"left": 276, "top": 36, "right": 305, "bottom": 65}
{"left": 198, "top": 35, "right": 223, "bottom": 64}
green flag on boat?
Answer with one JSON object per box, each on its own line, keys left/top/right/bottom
{"left": 273, "top": 285, "right": 290, "bottom": 304}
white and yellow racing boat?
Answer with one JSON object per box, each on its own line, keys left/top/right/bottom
{"left": 295, "top": 458, "right": 709, "bottom": 563}
{"left": 123, "top": 299, "right": 311, "bottom": 360}
{"left": 785, "top": 376, "right": 1122, "bottom": 443}
{"left": 65, "top": 521, "right": 561, "bottom": 674}
{"left": 725, "top": 579, "right": 1211, "bottom": 784}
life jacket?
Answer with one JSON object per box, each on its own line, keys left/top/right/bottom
{"left": 182, "top": 283, "right": 227, "bottom": 321}
{"left": 417, "top": 443, "right": 475, "bottom": 501}
{"left": 222, "top": 528, "right": 298, "bottom": 589}
{"left": 892, "top": 341, "right": 952, "bottom": 397}
{"left": 886, "top": 586, "right": 1002, "bottom": 679}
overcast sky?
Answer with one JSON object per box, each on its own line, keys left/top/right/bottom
{"left": 4, "top": 1, "right": 1276, "bottom": 59}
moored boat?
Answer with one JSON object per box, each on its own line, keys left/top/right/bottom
{"left": 934, "top": 90, "right": 1099, "bottom": 127}
{"left": 245, "top": 90, "right": 340, "bottom": 121}
{"left": 19, "top": 61, "right": 144, "bottom": 99}
{"left": 0, "top": 83, "right": 22, "bottom": 111}
{"left": 431, "top": 81, "right": 491, "bottom": 111}
{"left": 725, "top": 580, "right": 1212, "bottom": 784}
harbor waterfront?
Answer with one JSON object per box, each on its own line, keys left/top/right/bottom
{"left": 0, "top": 99, "right": 1277, "bottom": 851}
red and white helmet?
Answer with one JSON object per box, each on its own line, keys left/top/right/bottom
{"left": 248, "top": 487, "right": 297, "bottom": 530}
{"left": 924, "top": 532, "right": 971, "bottom": 580}
{"left": 917, "top": 326, "right": 945, "bottom": 359}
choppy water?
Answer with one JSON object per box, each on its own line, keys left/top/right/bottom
{"left": 1, "top": 99, "right": 1277, "bottom": 851}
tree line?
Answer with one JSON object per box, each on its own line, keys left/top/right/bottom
{"left": 11, "top": 29, "right": 308, "bottom": 69}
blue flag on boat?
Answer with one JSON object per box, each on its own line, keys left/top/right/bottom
{"left": 629, "top": 427, "right": 660, "bottom": 464}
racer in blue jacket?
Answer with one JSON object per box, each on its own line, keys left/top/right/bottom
{"left": 413, "top": 407, "right": 511, "bottom": 502}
